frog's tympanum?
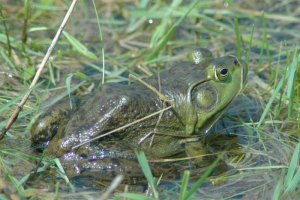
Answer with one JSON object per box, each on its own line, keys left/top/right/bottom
{"left": 31, "top": 48, "right": 247, "bottom": 183}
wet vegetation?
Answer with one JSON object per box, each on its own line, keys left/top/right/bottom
{"left": 0, "top": 0, "right": 300, "bottom": 199}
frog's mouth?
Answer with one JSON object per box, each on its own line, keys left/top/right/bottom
{"left": 199, "top": 97, "right": 236, "bottom": 137}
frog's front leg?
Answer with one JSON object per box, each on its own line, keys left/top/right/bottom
{"left": 183, "top": 139, "right": 213, "bottom": 167}
{"left": 31, "top": 97, "right": 81, "bottom": 148}
{"left": 175, "top": 102, "right": 197, "bottom": 135}
{"left": 183, "top": 138, "right": 234, "bottom": 178}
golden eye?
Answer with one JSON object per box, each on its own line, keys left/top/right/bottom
{"left": 215, "top": 65, "right": 229, "bottom": 81}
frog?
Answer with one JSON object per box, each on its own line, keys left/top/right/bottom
{"left": 31, "top": 48, "right": 247, "bottom": 183}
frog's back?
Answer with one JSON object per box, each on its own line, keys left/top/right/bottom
{"left": 48, "top": 83, "right": 165, "bottom": 155}
{"left": 144, "top": 62, "right": 208, "bottom": 97}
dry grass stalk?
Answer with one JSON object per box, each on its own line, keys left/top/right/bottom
{"left": 0, "top": 0, "right": 79, "bottom": 139}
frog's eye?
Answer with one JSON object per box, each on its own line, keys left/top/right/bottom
{"left": 215, "top": 65, "right": 229, "bottom": 81}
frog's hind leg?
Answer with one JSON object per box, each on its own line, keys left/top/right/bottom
{"left": 60, "top": 140, "right": 180, "bottom": 184}
{"left": 59, "top": 141, "right": 147, "bottom": 184}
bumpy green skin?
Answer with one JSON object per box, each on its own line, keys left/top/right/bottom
{"left": 31, "top": 48, "right": 247, "bottom": 182}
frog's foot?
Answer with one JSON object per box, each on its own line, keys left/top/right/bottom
{"left": 62, "top": 155, "right": 146, "bottom": 184}
{"left": 58, "top": 141, "right": 144, "bottom": 183}
{"left": 184, "top": 141, "right": 214, "bottom": 167}
{"left": 58, "top": 141, "right": 180, "bottom": 184}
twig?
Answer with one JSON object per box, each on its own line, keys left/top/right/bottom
{"left": 129, "top": 74, "right": 174, "bottom": 106}
{"left": 149, "top": 109, "right": 164, "bottom": 145}
{"left": 138, "top": 72, "right": 165, "bottom": 146}
{"left": 138, "top": 109, "right": 164, "bottom": 145}
{"left": 136, "top": 64, "right": 153, "bottom": 76}
{"left": 0, "top": 0, "right": 79, "bottom": 139}
{"left": 91, "top": 0, "right": 105, "bottom": 85}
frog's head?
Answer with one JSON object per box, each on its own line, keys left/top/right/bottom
{"left": 186, "top": 54, "right": 247, "bottom": 135}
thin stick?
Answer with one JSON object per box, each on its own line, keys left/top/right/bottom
{"left": 138, "top": 104, "right": 165, "bottom": 145}
{"left": 0, "top": 0, "right": 78, "bottom": 139}
{"left": 149, "top": 71, "right": 163, "bottom": 146}
{"left": 149, "top": 152, "right": 217, "bottom": 163}
{"left": 72, "top": 106, "right": 173, "bottom": 150}
{"left": 91, "top": 0, "right": 105, "bottom": 85}
{"left": 129, "top": 74, "right": 174, "bottom": 106}
{"left": 139, "top": 72, "right": 165, "bottom": 146}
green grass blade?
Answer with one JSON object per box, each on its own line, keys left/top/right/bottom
{"left": 53, "top": 158, "right": 70, "bottom": 184}
{"left": 91, "top": 0, "right": 106, "bottom": 84}
{"left": 241, "top": 34, "right": 277, "bottom": 51}
{"left": 23, "top": 65, "right": 35, "bottom": 81}
{"left": 179, "top": 170, "right": 190, "bottom": 200}
{"left": 234, "top": 18, "right": 241, "bottom": 59}
{"left": 0, "top": 194, "right": 10, "bottom": 200}
{"left": 246, "top": 25, "right": 255, "bottom": 66}
{"left": 65, "top": 72, "right": 91, "bottom": 109}
{"left": 272, "top": 171, "right": 284, "bottom": 200}
{"left": 135, "top": 151, "right": 159, "bottom": 199}
{"left": 117, "top": 193, "right": 155, "bottom": 200}
{"left": 73, "top": 71, "right": 91, "bottom": 82}
{"left": 184, "top": 155, "right": 222, "bottom": 200}
{"left": 0, "top": 7, "right": 12, "bottom": 56}
{"left": 284, "top": 143, "right": 300, "bottom": 190}
{"left": 0, "top": 95, "right": 23, "bottom": 115}
{"left": 0, "top": 155, "right": 25, "bottom": 196}
{"left": 285, "top": 166, "right": 300, "bottom": 192}
{"left": 22, "top": 0, "right": 31, "bottom": 44}
{"left": 0, "top": 47, "right": 17, "bottom": 71}
{"left": 53, "top": 158, "right": 75, "bottom": 191}
{"left": 257, "top": 76, "right": 284, "bottom": 127}
{"left": 126, "top": 0, "right": 149, "bottom": 32}
{"left": 258, "top": 13, "right": 270, "bottom": 67}
{"left": 32, "top": 0, "right": 56, "bottom": 19}
{"left": 92, "top": 0, "right": 103, "bottom": 42}
{"left": 145, "top": 0, "right": 200, "bottom": 61}
{"left": 150, "top": 0, "right": 182, "bottom": 47}
{"left": 47, "top": 62, "right": 56, "bottom": 85}
{"left": 63, "top": 31, "right": 97, "bottom": 60}
{"left": 287, "top": 51, "right": 299, "bottom": 117}
{"left": 65, "top": 73, "right": 74, "bottom": 109}
{"left": 262, "top": 13, "right": 271, "bottom": 64}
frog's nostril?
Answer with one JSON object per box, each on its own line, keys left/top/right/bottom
{"left": 233, "top": 58, "right": 239, "bottom": 66}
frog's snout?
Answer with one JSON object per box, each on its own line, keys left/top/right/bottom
{"left": 230, "top": 56, "right": 248, "bottom": 85}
